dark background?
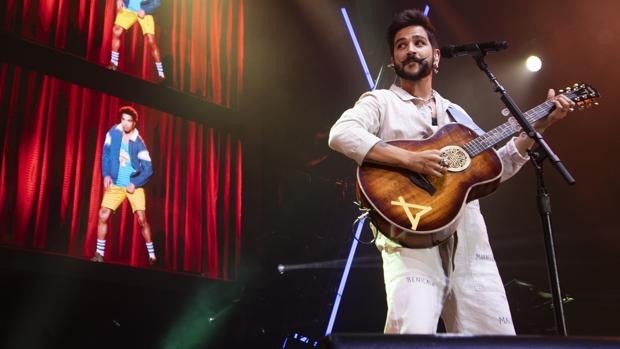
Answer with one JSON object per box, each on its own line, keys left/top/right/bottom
{"left": 2, "top": 0, "right": 619, "bottom": 348}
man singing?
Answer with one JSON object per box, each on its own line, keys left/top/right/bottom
{"left": 328, "top": 9, "right": 574, "bottom": 334}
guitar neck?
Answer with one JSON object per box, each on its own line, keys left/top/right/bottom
{"left": 463, "top": 96, "right": 565, "bottom": 156}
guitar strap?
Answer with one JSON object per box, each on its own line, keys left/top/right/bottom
{"left": 447, "top": 105, "right": 485, "bottom": 136}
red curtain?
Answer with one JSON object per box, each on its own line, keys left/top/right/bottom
{"left": 0, "top": 0, "right": 244, "bottom": 279}
{"left": 0, "top": 64, "right": 243, "bottom": 279}
{"left": 1, "top": 0, "right": 244, "bottom": 107}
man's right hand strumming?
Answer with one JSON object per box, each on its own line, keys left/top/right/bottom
{"left": 366, "top": 141, "right": 446, "bottom": 177}
{"left": 404, "top": 149, "right": 447, "bottom": 178}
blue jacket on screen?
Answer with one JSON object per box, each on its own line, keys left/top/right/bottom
{"left": 122, "top": 0, "right": 161, "bottom": 14}
{"left": 102, "top": 124, "right": 153, "bottom": 188}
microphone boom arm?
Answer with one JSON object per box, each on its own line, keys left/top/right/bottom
{"left": 441, "top": 41, "right": 508, "bottom": 58}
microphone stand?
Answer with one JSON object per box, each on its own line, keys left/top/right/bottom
{"left": 528, "top": 149, "right": 568, "bottom": 335}
{"left": 471, "top": 53, "right": 572, "bottom": 336}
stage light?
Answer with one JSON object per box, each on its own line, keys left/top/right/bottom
{"left": 324, "top": 213, "right": 368, "bottom": 335}
{"left": 340, "top": 8, "right": 374, "bottom": 89}
{"left": 526, "top": 55, "right": 542, "bottom": 72}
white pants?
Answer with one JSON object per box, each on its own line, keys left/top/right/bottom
{"left": 379, "top": 203, "right": 516, "bottom": 335}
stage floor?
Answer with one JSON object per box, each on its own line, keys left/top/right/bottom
{"left": 0, "top": 246, "right": 241, "bottom": 348}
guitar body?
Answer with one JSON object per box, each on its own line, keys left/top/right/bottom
{"left": 356, "top": 123, "right": 503, "bottom": 248}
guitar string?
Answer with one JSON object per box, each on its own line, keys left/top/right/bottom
{"left": 462, "top": 98, "right": 561, "bottom": 156}
{"left": 467, "top": 102, "right": 545, "bottom": 155}
{"left": 461, "top": 86, "right": 589, "bottom": 156}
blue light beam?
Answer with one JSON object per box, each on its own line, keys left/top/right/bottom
{"left": 324, "top": 214, "right": 367, "bottom": 336}
{"left": 340, "top": 8, "right": 375, "bottom": 90}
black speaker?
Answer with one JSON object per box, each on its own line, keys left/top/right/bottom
{"left": 322, "top": 333, "right": 620, "bottom": 349}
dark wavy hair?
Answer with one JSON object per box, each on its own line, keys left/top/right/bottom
{"left": 386, "top": 9, "right": 439, "bottom": 53}
{"left": 118, "top": 105, "right": 139, "bottom": 122}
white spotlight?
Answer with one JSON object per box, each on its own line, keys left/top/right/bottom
{"left": 526, "top": 55, "right": 542, "bottom": 72}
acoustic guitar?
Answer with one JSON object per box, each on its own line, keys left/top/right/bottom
{"left": 356, "top": 83, "right": 599, "bottom": 248}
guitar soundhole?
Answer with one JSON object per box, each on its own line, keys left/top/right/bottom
{"left": 440, "top": 145, "right": 471, "bottom": 172}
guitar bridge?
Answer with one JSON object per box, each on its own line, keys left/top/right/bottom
{"left": 409, "top": 172, "right": 436, "bottom": 195}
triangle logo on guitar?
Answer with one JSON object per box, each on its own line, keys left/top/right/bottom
{"left": 356, "top": 83, "right": 599, "bottom": 248}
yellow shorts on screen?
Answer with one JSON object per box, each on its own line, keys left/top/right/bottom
{"left": 101, "top": 184, "right": 146, "bottom": 212}
{"left": 114, "top": 8, "right": 155, "bottom": 35}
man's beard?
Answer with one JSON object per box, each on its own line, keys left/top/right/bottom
{"left": 394, "top": 55, "right": 433, "bottom": 81}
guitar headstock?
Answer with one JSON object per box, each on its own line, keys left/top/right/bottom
{"left": 559, "top": 83, "right": 600, "bottom": 110}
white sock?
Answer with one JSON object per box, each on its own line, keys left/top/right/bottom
{"left": 146, "top": 242, "right": 156, "bottom": 259}
{"left": 96, "top": 239, "right": 106, "bottom": 256}
{"left": 111, "top": 51, "right": 119, "bottom": 66}
{"left": 155, "top": 61, "right": 164, "bottom": 78}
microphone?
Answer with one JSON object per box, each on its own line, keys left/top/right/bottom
{"left": 441, "top": 41, "right": 508, "bottom": 58}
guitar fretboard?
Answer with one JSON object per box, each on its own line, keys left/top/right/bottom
{"left": 462, "top": 96, "right": 569, "bottom": 157}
